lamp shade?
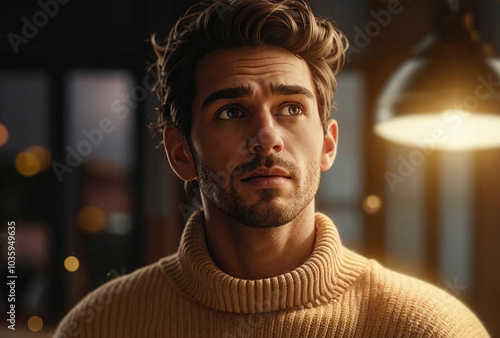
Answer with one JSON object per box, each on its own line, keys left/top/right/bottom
{"left": 375, "top": 9, "right": 500, "bottom": 150}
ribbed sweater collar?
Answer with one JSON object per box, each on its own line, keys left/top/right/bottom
{"left": 161, "top": 211, "right": 368, "bottom": 314}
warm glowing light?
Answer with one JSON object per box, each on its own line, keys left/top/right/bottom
{"left": 375, "top": 110, "right": 500, "bottom": 150}
{"left": 15, "top": 151, "right": 41, "bottom": 177}
{"left": 78, "top": 205, "right": 107, "bottom": 233}
{"left": 0, "top": 123, "right": 8, "bottom": 147}
{"left": 363, "top": 195, "right": 383, "bottom": 214}
{"left": 27, "top": 145, "right": 52, "bottom": 170}
{"left": 64, "top": 255, "right": 80, "bottom": 272}
{"left": 28, "top": 316, "right": 43, "bottom": 332}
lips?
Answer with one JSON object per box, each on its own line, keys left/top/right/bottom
{"left": 240, "top": 167, "right": 291, "bottom": 181}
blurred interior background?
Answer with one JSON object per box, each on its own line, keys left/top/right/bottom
{"left": 1, "top": 0, "right": 500, "bottom": 336}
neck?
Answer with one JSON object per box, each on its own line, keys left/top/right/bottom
{"left": 202, "top": 200, "right": 317, "bottom": 279}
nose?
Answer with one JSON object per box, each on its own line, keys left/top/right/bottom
{"left": 247, "top": 113, "right": 284, "bottom": 155}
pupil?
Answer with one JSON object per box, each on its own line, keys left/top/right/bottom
{"left": 227, "top": 109, "right": 238, "bottom": 118}
{"left": 289, "top": 106, "right": 300, "bottom": 115}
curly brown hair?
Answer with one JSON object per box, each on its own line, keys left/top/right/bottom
{"left": 151, "top": 0, "right": 348, "bottom": 138}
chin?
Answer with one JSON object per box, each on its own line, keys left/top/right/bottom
{"left": 231, "top": 198, "right": 304, "bottom": 228}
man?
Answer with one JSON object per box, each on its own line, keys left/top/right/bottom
{"left": 55, "top": 0, "right": 489, "bottom": 336}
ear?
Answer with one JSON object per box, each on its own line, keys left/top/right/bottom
{"left": 163, "top": 126, "right": 197, "bottom": 181}
{"left": 320, "top": 118, "right": 338, "bottom": 172}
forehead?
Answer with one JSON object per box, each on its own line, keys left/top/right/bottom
{"left": 193, "top": 46, "right": 316, "bottom": 104}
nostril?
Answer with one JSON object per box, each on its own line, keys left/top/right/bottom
{"left": 273, "top": 144, "right": 283, "bottom": 152}
{"left": 247, "top": 126, "right": 284, "bottom": 154}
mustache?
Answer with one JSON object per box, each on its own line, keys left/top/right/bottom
{"left": 230, "top": 156, "right": 297, "bottom": 179}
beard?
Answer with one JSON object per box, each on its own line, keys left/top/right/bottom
{"left": 191, "top": 150, "right": 321, "bottom": 228}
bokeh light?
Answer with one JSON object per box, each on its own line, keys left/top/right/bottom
{"left": 27, "top": 316, "right": 43, "bottom": 332}
{"left": 15, "top": 151, "right": 41, "bottom": 177}
{"left": 27, "top": 145, "right": 52, "bottom": 170}
{"left": 78, "top": 205, "right": 107, "bottom": 233}
{"left": 0, "top": 123, "right": 8, "bottom": 147}
{"left": 107, "top": 213, "right": 133, "bottom": 235}
{"left": 363, "top": 194, "right": 383, "bottom": 214}
{"left": 64, "top": 255, "right": 80, "bottom": 272}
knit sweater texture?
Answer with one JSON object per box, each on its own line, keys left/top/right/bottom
{"left": 55, "top": 211, "right": 489, "bottom": 337}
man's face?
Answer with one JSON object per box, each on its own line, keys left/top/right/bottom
{"left": 189, "top": 46, "right": 336, "bottom": 228}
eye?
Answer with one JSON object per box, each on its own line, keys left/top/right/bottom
{"left": 215, "top": 107, "right": 245, "bottom": 120}
{"left": 287, "top": 105, "right": 302, "bottom": 115}
{"left": 278, "top": 104, "right": 303, "bottom": 116}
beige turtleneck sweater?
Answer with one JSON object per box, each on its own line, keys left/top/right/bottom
{"left": 54, "top": 212, "right": 489, "bottom": 337}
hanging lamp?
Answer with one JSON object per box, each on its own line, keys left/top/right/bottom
{"left": 375, "top": 0, "right": 500, "bottom": 150}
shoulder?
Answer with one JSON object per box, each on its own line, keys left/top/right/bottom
{"left": 53, "top": 254, "right": 178, "bottom": 338}
{"left": 360, "top": 260, "right": 489, "bottom": 337}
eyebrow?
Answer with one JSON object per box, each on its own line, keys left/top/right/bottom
{"left": 270, "top": 83, "right": 315, "bottom": 100}
{"left": 201, "top": 86, "right": 253, "bottom": 110}
{"left": 201, "top": 83, "right": 315, "bottom": 110}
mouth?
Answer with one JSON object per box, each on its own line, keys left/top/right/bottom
{"left": 240, "top": 167, "right": 291, "bottom": 188}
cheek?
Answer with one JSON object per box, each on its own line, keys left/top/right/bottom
{"left": 193, "top": 127, "right": 247, "bottom": 169}
{"left": 289, "top": 127, "right": 324, "bottom": 158}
